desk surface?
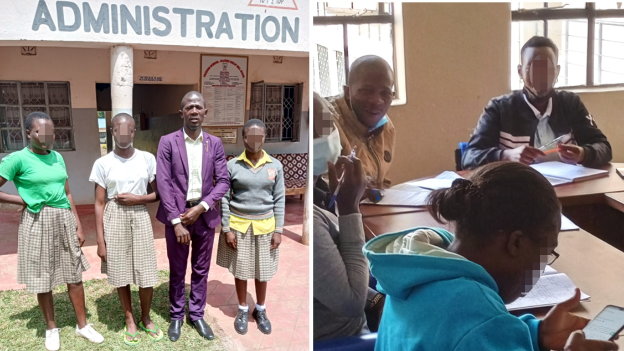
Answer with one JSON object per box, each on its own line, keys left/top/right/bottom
{"left": 605, "top": 191, "right": 624, "bottom": 213}
{"left": 362, "top": 163, "right": 624, "bottom": 213}
{"left": 554, "top": 163, "right": 624, "bottom": 205}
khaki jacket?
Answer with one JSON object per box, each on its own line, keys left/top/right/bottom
{"left": 327, "top": 96, "right": 395, "bottom": 189}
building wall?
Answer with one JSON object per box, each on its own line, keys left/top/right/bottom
{"left": 0, "top": 46, "right": 309, "bottom": 204}
{"left": 0, "top": 46, "right": 108, "bottom": 204}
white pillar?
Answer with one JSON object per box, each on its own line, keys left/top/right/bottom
{"left": 110, "top": 46, "right": 133, "bottom": 117}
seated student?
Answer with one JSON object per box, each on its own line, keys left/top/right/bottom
{"left": 364, "top": 162, "right": 618, "bottom": 350}
{"left": 462, "top": 36, "right": 612, "bottom": 170}
{"left": 326, "top": 55, "right": 396, "bottom": 189}
{"left": 313, "top": 90, "right": 369, "bottom": 341}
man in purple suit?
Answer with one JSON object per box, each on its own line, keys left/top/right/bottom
{"left": 156, "top": 91, "right": 229, "bottom": 341}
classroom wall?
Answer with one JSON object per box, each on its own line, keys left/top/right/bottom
{"left": 387, "top": 3, "right": 511, "bottom": 184}
{"left": 576, "top": 90, "right": 624, "bottom": 163}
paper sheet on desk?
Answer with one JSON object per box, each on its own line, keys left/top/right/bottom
{"left": 506, "top": 266, "right": 590, "bottom": 311}
{"left": 397, "top": 171, "right": 464, "bottom": 190}
{"left": 360, "top": 188, "right": 431, "bottom": 207}
{"left": 560, "top": 214, "right": 579, "bottom": 231}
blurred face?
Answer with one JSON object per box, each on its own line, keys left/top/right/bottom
{"left": 180, "top": 95, "right": 206, "bottom": 131}
{"left": 243, "top": 125, "right": 265, "bottom": 153}
{"left": 112, "top": 117, "right": 135, "bottom": 149}
{"left": 502, "top": 215, "right": 561, "bottom": 303}
{"left": 27, "top": 118, "right": 55, "bottom": 153}
{"left": 345, "top": 68, "right": 394, "bottom": 128}
{"left": 518, "top": 46, "right": 560, "bottom": 100}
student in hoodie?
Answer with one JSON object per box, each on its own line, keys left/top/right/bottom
{"left": 364, "top": 161, "right": 618, "bottom": 351}
{"left": 325, "top": 55, "right": 396, "bottom": 189}
{"left": 462, "top": 36, "right": 611, "bottom": 170}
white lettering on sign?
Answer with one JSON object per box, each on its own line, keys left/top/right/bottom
{"left": 30, "top": 1, "right": 299, "bottom": 43}
{"left": 0, "top": 0, "right": 308, "bottom": 52}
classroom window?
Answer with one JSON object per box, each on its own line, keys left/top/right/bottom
{"left": 249, "top": 82, "right": 303, "bottom": 143}
{"left": 511, "top": 2, "right": 624, "bottom": 89}
{"left": 313, "top": 2, "right": 405, "bottom": 102}
{"left": 0, "top": 81, "right": 74, "bottom": 153}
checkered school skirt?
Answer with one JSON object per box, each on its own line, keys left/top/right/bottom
{"left": 101, "top": 201, "right": 158, "bottom": 288}
{"left": 17, "top": 207, "right": 90, "bottom": 294}
{"left": 216, "top": 226, "right": 279, "bottom": 282}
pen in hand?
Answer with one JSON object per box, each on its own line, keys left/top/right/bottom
{"left": 539, "top": 134, "right": 568, "bottom": 153}
{"left": 327, "top": 147, "right": 357, "bottom": 210}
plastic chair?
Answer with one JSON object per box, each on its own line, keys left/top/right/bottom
{"left": 455, "top": 142, "right": 469, "bottom": 171}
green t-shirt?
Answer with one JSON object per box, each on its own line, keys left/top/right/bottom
{"left": 0, "top": 148, "right": 71, "bottom": 213}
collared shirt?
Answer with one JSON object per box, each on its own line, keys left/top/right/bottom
{"left": 228, "top": 150, "right": 276, "bottom": 235}
{"left": 523, "top": 94, "right": 556, "bottom": 149}
{"left": 170, "top": 130, "right": 209, "bottom": 225}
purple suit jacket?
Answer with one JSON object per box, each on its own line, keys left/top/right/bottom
{"left": 156, "top": 129, "right": 230, "bottom": 229}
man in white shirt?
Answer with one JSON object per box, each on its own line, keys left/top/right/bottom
{"left": 156, "top": 91, "right": 230, "bottom": 341}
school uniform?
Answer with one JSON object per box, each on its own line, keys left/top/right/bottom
{"left": 0, "top": 148, "right": 89, "bottom": 293}
{"left": 217, "top": 150, "right": 285, "bottom": 282}
{"left": 89, "top": 149, "right": 158, "bottom": 288}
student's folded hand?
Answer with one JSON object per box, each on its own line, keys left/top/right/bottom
{"left": 502, "top": 145, "right": 546, "bottom": 165}
{"left": 558, "top": 144, "right": 585, "bottom": 164}
{"left": 115, "top": 193, "right": 141, "bottom": 206}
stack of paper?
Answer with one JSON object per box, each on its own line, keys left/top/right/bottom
{"left": 506, "top": 266, "right": 590, "bottom": 311}
{"left": 531, "top": 161, "right": 608, "bottom": 186}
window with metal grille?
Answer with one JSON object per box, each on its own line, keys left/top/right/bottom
{"left": 511, "top": 2, "right": 624, "bottom": 89}
{"left": 0, "top": 81, "right": 74, "bottom": 152}
{"left": 313, "top": 2, "right": 398, "bottom": 97}
{"left": 249, "top": 82, "right": 303, "bottom": 143}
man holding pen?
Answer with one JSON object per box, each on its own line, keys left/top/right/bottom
{"left": 462, "top": 36, "right": 611, "bottom": 169}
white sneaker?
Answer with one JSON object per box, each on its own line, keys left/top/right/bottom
{"left": 45, "top": 328, "right": 60, "bottom": 351}
{"left": 75, "top": 323, "right": 104, "bottom": 344}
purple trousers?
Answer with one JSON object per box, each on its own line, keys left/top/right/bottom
{"left": 165, "top": 219, "right": 215, "bottom": 321}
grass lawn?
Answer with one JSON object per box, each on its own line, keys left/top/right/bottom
{"left": 0, "top": 271, "right": 227, "bottom": 351}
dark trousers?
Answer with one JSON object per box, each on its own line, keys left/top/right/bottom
{"left": 165, "top": 219, "right": 215, "bottom": 321}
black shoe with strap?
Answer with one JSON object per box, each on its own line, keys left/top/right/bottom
{"left": 186, "top": 317, "right": 215, "bottom": 340}
{"left": 234, "top": 309, "right": 249, "bottom": 335}
{"left": 252, "top": 309, "right": 272, "bottom": 335}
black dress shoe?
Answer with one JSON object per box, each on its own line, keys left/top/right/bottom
{"left": 234, "top": 309, "right": 249, "bottom": 335}
{"left": 168, "top": 319, "right": 183, "bottom": 342}
{"left": 186, "top": 317, "right": 215, "bottom": 340}
{"left": 252, "top": 309, "right": 272, "bottom": 335}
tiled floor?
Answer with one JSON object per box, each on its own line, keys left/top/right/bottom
{"left": 0, "top": 197, "right": 309, "bottom": 350}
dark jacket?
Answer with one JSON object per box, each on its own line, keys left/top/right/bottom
{"left": 461, "top": 90, "right": 612, "bottom": 170}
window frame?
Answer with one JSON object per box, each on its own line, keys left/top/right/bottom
{"left": 313, "top": 2, "right": 406, "bottom": 104}
{"left": 0, "top": 81, "right": 75, "bottom": 153}
{"left": 512, "top": 3, "right": 624, "bottom": 89}
{"left": 249, "top": 81, "right": 303, "bottom": 143}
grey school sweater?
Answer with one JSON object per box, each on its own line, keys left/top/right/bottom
{"left": 221, "top": 152, "right": 285, "bottom": 233}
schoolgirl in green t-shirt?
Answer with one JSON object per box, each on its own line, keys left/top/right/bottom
{"left": 0, "top": 112, "right": 104, "bottom": 351}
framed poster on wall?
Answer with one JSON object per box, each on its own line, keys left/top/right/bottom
{"left": 200, "top": 55, "right": 248, "bottom": 127}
